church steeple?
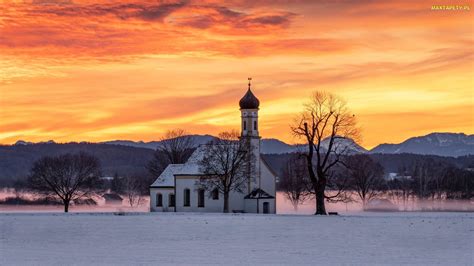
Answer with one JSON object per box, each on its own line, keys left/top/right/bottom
{"left": 239, "top": 78, "right": 260, "bottom": 110}
{"left": 240, "top": 78, "right": 260, "bottom": 138}
{"left": 239, "top": 78, "right": 261, "bottom": 193}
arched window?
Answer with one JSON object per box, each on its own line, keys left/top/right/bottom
{"left": 243, "top": 121, "right": 247, "bottom": 130}
{"left": 156, "top": 193, "right": 163, "bottom": 207}
{"left": 169, "top": 194, "right": 175, "bottom": 207}
{"left": 198, "top": 189, "right": 205, "bottom": 207}
{"left": 253, "top": 120, "right": 257, "bottom": 130}
{"left": 212, "top": 188, "right": 219, "bottom": 200}
{"left": 183, "top": 189, "right": 190, "bottom": 207}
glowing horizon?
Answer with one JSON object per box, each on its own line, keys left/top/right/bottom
{"left": 1, "top": 0, "right": 473, "bottom": 149}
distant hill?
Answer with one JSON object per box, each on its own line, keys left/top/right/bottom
{"left": 0, "top": 143, "right": 154, "bottom": 186}
{"left": 2, "top": 136, "right": 473, "bottom": 187}
{"left": 102, "top": 135, "right": 216, "bottom": 150}
{"left": 370, "top": 133, "right": 474, "bottom": 157}
{"left": 260, "top": 138, "right": 296, "bottom": 154}
{"left": 13, "top": 132, "right": 472, "bottom": 157}
{"left": 102, "top": 136, "right": 299, "bottom": 154}
{"left": 101, "top": 135, "right": 367, "bottom": 154}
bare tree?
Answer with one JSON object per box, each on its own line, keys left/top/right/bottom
{"left": 122, "top": 176, "right": 144, "bottom": 207}
{"left": 28, "top": 152, "right": 101, "bottom": 212}
{"left": 279, "top": 154, "right": 312, "bottom": 209}
{"left": 147, "top": 129, "right": 195, "bottom": 178}
{"left": 386, "top": 165, "right": 414, "bottom": 210}
{"left": 345, "top": 154, "right": 385, "bottom": 209}
{"left": 410, "top": 158, "right": 451, "bottom": 201}
{"left": 291, "top": 91, "right": 359, "bottom": 215}
{"left": 443, "top": 166, "right": 474, "bottom": 200}
{"left": 198, "top": 131, "right": 253, "bottom": 213}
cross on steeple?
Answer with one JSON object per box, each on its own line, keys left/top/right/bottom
{"left": 248, "top": 77, "right": 252, "bottom": 89}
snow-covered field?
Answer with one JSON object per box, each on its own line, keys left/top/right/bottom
{"left": 1, "top": 212, "right": 473, "bottom": 265}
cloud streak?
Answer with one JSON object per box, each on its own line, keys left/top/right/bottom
{"left": 0, "top": 0, "right": 472, "bottom": 147}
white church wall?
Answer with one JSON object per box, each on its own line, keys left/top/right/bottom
{"left": 258, "top": 199, "right": 276, "bottom": 214}
{"left": 150, "top": 187, "right": 175, "bottom": 212}
{"left": 244, "top": 199, "right": 275, "bottom": 213}
{"left": 244, "top": 199, "right": 258, "bottom": 213}
{"left": 250, "top": 138, "right": 261, "bottom": 191}
{"left": 260, "top": 160, "right": 276, "bottom": 197}
{"left": 175, "top": 176, "right": 246, "bottom": 212}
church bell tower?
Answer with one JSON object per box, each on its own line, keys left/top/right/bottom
{"left": 239, "top": 78, "right": 261, "bottom": 192}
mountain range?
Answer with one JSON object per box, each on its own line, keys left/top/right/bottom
{"left": 102, "top": 135, "right": 368, "bottom": 154}
{"left": 370, "top": 133, "right": 473, "bottom": 157}
{"left": 2, "top": 132, "right": 472, "bottom": 186}
{"left": 12, "top": 132, "right": 473, "bottom": 157}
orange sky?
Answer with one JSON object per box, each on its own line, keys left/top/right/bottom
{"left": 0, "top": 0, "right": 473, "bottom": 149}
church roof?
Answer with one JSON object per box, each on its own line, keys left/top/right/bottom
{"left": 176, "top": 145, "right": 206, "bottom": 175}
{"left": 239, "top": 88, "right": 260, "bottom": 109}
{"left": 244, "top": 188, "right": 275, "bottom": 199}
{"left": 150, "top": 145, "right": 279, "bottom": 188}
{"left": 150, "top": 164, "right": 183, "bottom": 187}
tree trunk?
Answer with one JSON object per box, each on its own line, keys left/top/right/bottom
{"left": 315, "top": 186, "right": 327, "bottom": 215}
{"left": 314, "top": 177, "right": 327, "bottom": 215}
{"left": 63, "top": 199, "right": 70, "bottom": 213}
{"left": 223, "top": 192, "right": 229, "bottom": 213}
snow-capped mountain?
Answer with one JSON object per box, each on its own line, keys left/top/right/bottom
{"left": 10, "top": 135, "right": 367, "bottom": 155}
{"left": 260, "top": 138, "right": 297, "bottom": 154}
{"left": 12, "top": 132, "right": 471, "bottom": 156}
{"left": 370, "top": 133, "right": 474, "bottom": 157}
{"left": 14, "top": 140, "right": 34, "bottom": 145}
{"left": 15, "top": 140, "right": 55, "bottom": 145}
{"left": 321, "top": 137, "right": 368, "bottom": 154}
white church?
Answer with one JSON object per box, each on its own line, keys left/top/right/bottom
{"left": 150, "top": 82, "right": 277, "bottom": 213}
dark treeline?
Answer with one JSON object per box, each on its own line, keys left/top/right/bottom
{"left": 2, "top": 130, "right": 197, "bottom": 211}
{"left": 263, "top": 153, "right": 474, "bottom": 178}
{"left": 273, "top": 153, "right": 474, "bottom": 209}
{"left": 2, "top": 142, "right": 473, "bottom": 207}
{"left": 0, "top": 143, "right": 155, "bottom": 186}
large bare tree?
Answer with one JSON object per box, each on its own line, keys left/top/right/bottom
{"left": 147, "top": 129, "right": 195, "bottom": 177}
{"left": 345, "top": 154, "right": 385, "bottom": 209}
{"left": 291, "top": 91, "right": 359, "bottom": 215}
{"left": 28, "top": 152, "right": 101, "bottom": 212}
{"left": 198, "top": 131, "right": 253, "bottom": 213}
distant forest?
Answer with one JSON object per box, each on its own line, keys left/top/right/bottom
{"left": 0, "top": 143, "right": 473, "bottom": 187}
{"left": 0, "top": 143, "right": 154, "bottom": 186}
{"left": 263, "top": 153, "right": 474, "bottom": 177}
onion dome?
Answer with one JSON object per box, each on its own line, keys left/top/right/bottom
{"left": 239, "top": 79, "right": 260, "bottom": 109}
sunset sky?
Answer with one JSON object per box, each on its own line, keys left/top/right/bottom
{"left": 0, "top": 0, "right": 472, "bottom": 148}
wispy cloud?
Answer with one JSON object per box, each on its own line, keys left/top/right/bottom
{"left": 0, "top": 0, "right": 472, "bottom": 147}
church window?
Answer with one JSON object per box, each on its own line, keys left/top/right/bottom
{"left": 183, "top": 189, "right": 190, "bottom": 207}
{"left": 156, "top": 193, "right": 162, "bottom": 207}
{"left": 253, "top": 120, "right": 257, "bottom": 130}
{"left": 169, "top": 194, "right": 175, "bottom": 207}
{"left": 212, "top": 188, "right": 219, "bottom": 200}
{"left": 243, "top": 121, "right": 247, "bottom": 130}
{"left": 198, "top": 189, "right": 205, "bottom": 207}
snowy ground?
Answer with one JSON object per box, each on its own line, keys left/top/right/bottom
{"left": 1, "top": 212, "right": 473, "bottom": 265}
